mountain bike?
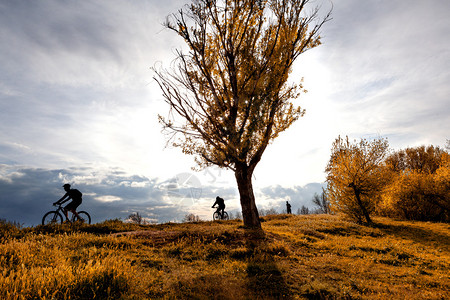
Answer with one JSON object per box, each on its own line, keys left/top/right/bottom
{"left": 213, "top": 209, "right": 229, "bottom": 221}
{"left": 42, "top": 203, "right": 91, "bottom": 225}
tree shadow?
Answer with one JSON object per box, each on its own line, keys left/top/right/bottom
{"left": 243, "top": 229, "right": 293, "bottom": 299}
{"left": 165, "top": 228, "right": 293, "bottom": 299}
{"left": 374, "top": 222, "right": 450, "bottom": 251}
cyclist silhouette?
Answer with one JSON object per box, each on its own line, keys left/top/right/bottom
{"left": 53, "top": 184, "right": 83, "bottom": 222}
{"left": 212, "top": 196, "right": 225, "bottom": 217}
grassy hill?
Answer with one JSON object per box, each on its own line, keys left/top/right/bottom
{"left": 1, "top": 214, "right": 449, "bottom": 299}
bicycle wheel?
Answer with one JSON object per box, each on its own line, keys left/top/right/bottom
{"left": 213, "top": 212, "right": 221, "bottom": 221}
{"left": 42, "top": 211, "right": 63, "bottom": 225}
{"left": 72, "top": 211, "right": 91, "bottom": 224}
{"left": 222, "top": 212, "right": 229, "bottom": 220}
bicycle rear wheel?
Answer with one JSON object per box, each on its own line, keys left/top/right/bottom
{"left": 42, "top": 211, "right": 63, "bottom": 225}
{"left": 222, "top": 212, "right": 229, "bottom": 220}
{"left": 72, "top": 211, "right": 91, "bottom": 224}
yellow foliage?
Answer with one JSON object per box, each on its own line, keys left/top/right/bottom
{"left": 154, "top": 0, "right": 330, "bottom": 170}
{"left": 380, "top": 146, "right": 449, "bottom": 221}
{"left": 326, "top": 136, "right": 390, "bottom": 223}
{"left": 0, "top": 233, "right": 139, "bottom": 299}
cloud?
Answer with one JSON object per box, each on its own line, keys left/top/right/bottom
{"left": 321, "top": 0, "right": 450, "bottom": 140}
{"left": 0, "top": 165, "right": 168, "bottom": 226}
{"left": 290, "top": 0, "right": 450, "bottom": 163}
{"left": 93, "top": 195, "right": 123, "bottom": 203}
{"left": 259, "top": 183, "right": 325, "bottom": 212}
{"left": 0, "top": 0, "right": 197, "bottom": 180}
{"left": 0, "top": 0, "right": 177, "bottom": 88}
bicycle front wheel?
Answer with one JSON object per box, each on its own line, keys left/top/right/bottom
{"left": 213, "top": 212, "right": 221, "bottom": 221}
{"left": 42, "top": 211, "right": 63, "bottom": 225}
{"left": 72, "top": 211, "right": 91, "bottom": 224}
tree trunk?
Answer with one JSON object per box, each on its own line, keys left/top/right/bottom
{"left": 235, "top": 164, "right": 261, "bottom": 229}
{"left": 352, "top": 187, "right": 372, "bottom": 224}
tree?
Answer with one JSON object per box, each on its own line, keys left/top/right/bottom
{"left": 127, "top": 212, "right": 149, "bottom": 225}
{"left": 298, "top": 205, "right": 310, "bottom": 215}
{"left": 385, "top": 145, "right": 444, "bottom": 174}
{"left": 325, "top": 136, "right": 390, "bottom": 224}
{"left": 380, "top": 145, "right": 449, "bottom": 221}
{"left": 266, "top": 207, "right": 279, "bottom": 216}
{"left": 154, "top": 0, "right": 331, "bottom": 228}
{"left": 183, "top": 213, "right": 202, "bottom": 222}
{"left": 312, "top": 187, "right": 330, "bottom": 214}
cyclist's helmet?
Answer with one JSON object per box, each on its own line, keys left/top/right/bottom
{"left": 63, "top": 184, "right": 71, "bottom": 188}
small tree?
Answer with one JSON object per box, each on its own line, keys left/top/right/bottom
{"left": 183, "top": 213, "right": 201, "bottom": 222}
{"left": 325, "top": 136, "right": 389, "bottom": 223}
{"left": 154, "top": 0, "right": 331, "bottom": 229}
{"left": 298, "top": 205, "right": 310, "bottom": 215}
{"left": 127, "top": 212, "right": 148, "bottom": 225}
{"left": 312, "top": 187, "right": 330, "bottom": 214}
{"left": 266, "top": 208, "right": 279, "bottom": 216}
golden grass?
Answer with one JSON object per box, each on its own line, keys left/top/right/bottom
{"left": 0, "top": 215, "right": 448, "bottom": 299}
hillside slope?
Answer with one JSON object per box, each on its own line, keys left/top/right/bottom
{"left": 1, "top": 215, "right": 449, "bottom": 299}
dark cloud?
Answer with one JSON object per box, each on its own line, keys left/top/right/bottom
{"left": 0, "top": 165, "right": 325, "bottom": 226}
{"left": 0, "top": 165, "right": 173, "bottom": 226}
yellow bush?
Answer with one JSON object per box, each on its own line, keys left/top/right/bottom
{"left": 380, "top": 150, "right": 449, "bottom": 221}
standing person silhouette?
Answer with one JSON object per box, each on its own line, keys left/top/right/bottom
{"left": 54, "top": 184, "right": 83, "bottom": 222}
{"left": 286, "top": 201, "right": 292, "bottom": 214}
{"left": 212, "top": 196, "right": 226, "bottom": 218}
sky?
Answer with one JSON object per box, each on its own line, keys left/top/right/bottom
{"left": 1, "top": 0, "right": 449, "bottom": 226}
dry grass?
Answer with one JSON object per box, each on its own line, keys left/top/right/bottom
{"left": 0, "top": 216, "right": 448, "bottom": 299}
